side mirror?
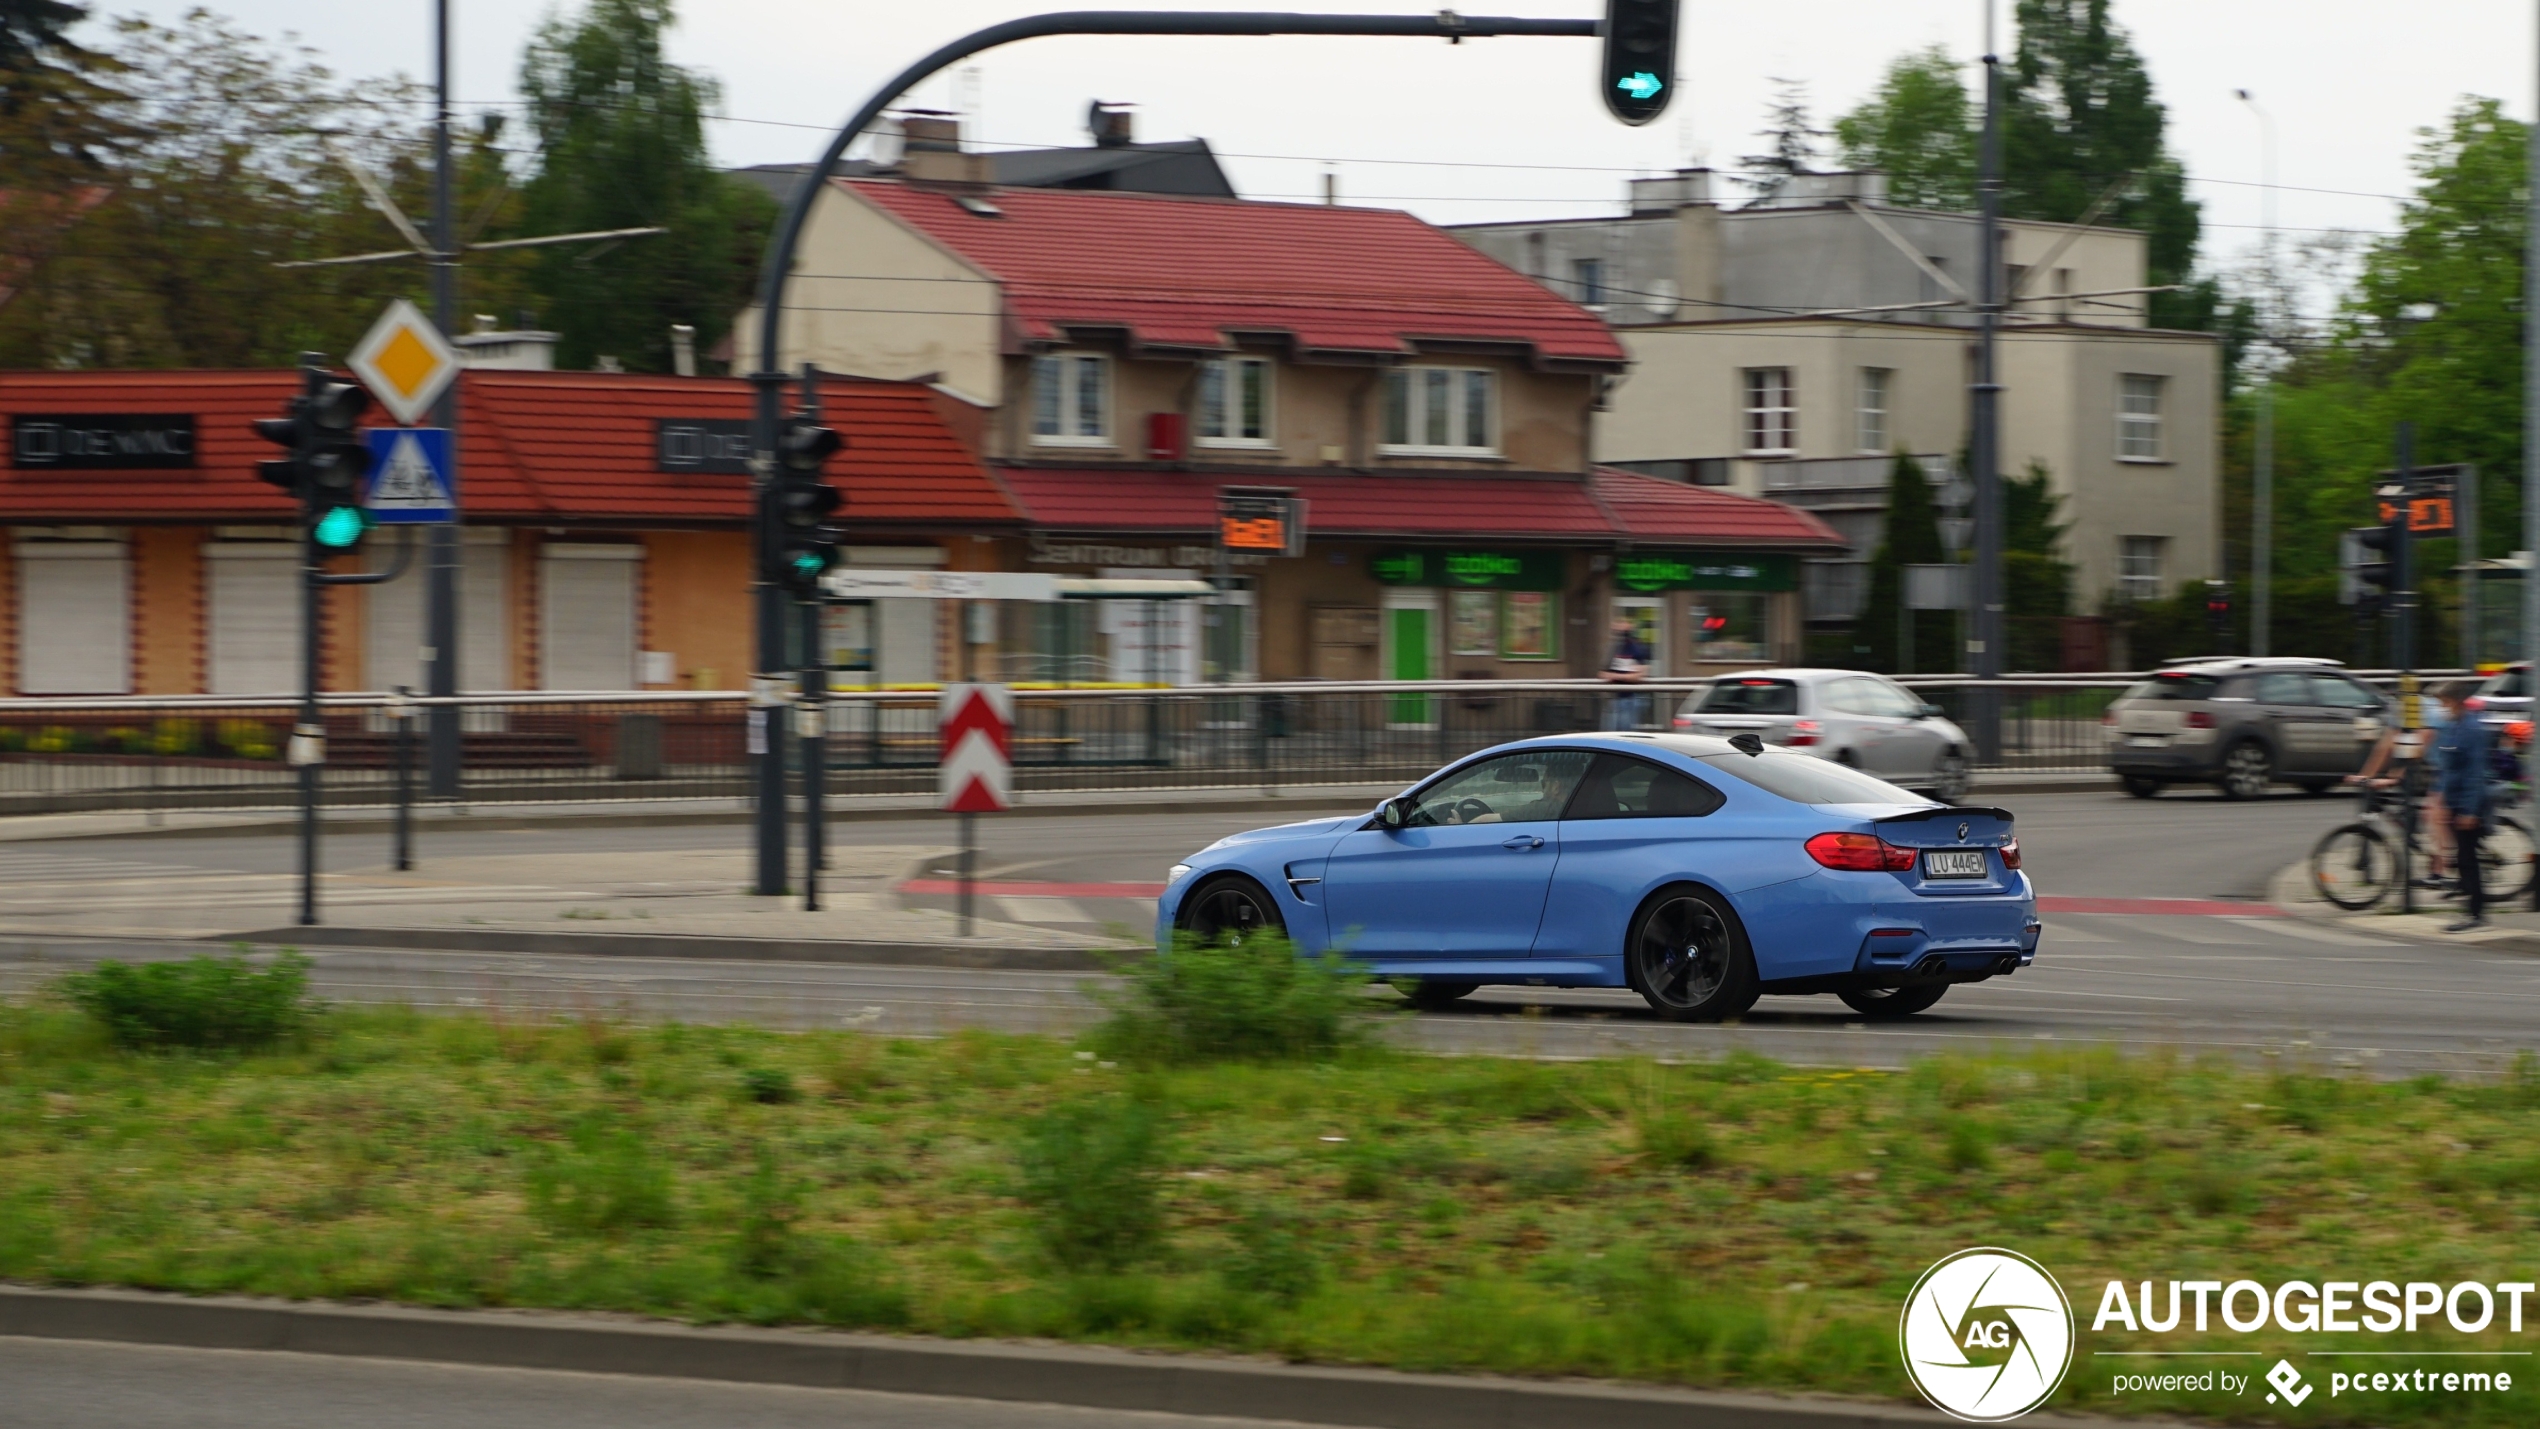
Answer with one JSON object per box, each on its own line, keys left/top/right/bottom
{"left": 1920, "top": 703, "right": 1946, "bottom": 719}
{"left": 1378, "top": 798, "right": 1407, "bottom": 829}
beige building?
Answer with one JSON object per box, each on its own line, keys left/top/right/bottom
{"left": 1451, "top": 170, "right": 2222, "bottom": 632}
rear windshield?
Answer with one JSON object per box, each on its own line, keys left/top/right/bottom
{"left": 1695, "top": 750, "right": 1929, "bottom": 805}
{"left": 1696, "top": 679, "right": 1799, "bottom": 715}
{"left": 2131, "top": 673, "right": 2222, "bottom": 701}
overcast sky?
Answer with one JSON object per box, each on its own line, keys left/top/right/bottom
{"left": 83, "top": 0, "right": 2538, "bottom": 286}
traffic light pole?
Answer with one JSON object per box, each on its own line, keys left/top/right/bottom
{"left": 296, "top": 523, "right": 419, "bottom": 925}
{"left": 740, "top": 8, "right": 1602, "bottom": 895}
{"left": 425, "top": 0, "right": 464, "bottom": 801}
{"left": 1968, "top": 32, "right": 2004, "bottom": 758}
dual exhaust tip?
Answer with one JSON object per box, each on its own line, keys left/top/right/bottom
{"left": 1908, "top": 952, "right": 2022, "bottom": 982}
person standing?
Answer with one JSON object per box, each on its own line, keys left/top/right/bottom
{"left": 1601, "top": 615, "right": 1652, "bottom": 730}
{"left": 2432, "top": 679, "right": 2494, "bottom": 932}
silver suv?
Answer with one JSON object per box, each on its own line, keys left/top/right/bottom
{"left": 2105, "top": 657, "right": 2392, "bottom": 799}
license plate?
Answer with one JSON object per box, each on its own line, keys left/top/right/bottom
{"left": 1923, "top": 849, "right": 1988, "bottom": 879}
{"left": 2125, "top": 734, "right": 2165, "bottom": 747}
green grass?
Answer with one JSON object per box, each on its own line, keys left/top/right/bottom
{"left": 4, "top": 995, "right": 2540, "bottom": 1424}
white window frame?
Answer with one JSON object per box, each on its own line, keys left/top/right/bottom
{"left": 1030, "top": 352, "right": 1111, "bottom": 447}
{"left": 1742, "top": 367, "right": 1796, "bottom": 455}
{"left": 1855, "top": 367, "right": 1891, "bottom": 454}
{"left": 2118, "top": 535, "right": 2166, "bottom": 602}
{"left": 2118, "top": 373, "right": 2165, "bottom": 461}
{"left": 1380, "top": 366, "right": 1498, "bottom": 457}
{"left": 1195, "top": 355, "right": 1273, "bottom": 448}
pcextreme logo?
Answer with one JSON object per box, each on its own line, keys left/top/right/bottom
{"left": 1901, "top": 1247, "right": 2077, "bottom": 1422}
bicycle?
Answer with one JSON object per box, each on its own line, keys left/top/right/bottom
{"left": 2310, "top": 779, "right": 2536, "bottom": 912}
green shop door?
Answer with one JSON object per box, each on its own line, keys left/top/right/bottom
{"left": 1388, "top": 604, "right": 1433, "bottom": 725}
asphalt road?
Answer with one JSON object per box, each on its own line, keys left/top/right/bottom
{"left": 9, "top": 785, "right": 2539, "bottom": 1074}
{"left": 0, "top": 1337, "right": 1313, "bottom": 1429}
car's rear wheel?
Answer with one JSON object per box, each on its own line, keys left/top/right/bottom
{"left": 1400, "top": 979, "right": 1478, "bottom": 1010}
{"left": 2120, "top": 775, "right": 2162, "bottom": 799}
{"left": 2296, "top": 778, "right": 2337, "bottom": 795}
{"left": 1838, "top": 983, "right": 1948, "bottom": 1019}
{"left": 1176, "top": 875, "right": 1285, "bottom": 946}
{"left": 2218, "top": 741, "right": 2272, "bottom": 800}
{"left": 1625, "top": 886, "right": 1758, "bottom": 1022}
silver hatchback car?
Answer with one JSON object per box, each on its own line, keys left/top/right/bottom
{"left": 2104, "top": 657, "right": 2392, "bottom": 799}
{"left": 1671, "top": 667, "right": 1973, "bottom": 800}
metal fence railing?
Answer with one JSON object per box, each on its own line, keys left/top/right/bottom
{"left": 0, "top": 670, "right": 2470, "bottom": 815}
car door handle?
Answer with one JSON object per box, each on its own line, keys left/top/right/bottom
{"left": 1502, "top": 835, "right": 1545, "bottom": 850}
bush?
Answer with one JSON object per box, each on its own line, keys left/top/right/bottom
{"left": 1014, "top": 1093, "right": 1167, "bottom": 1272}
{"left": 1091, "top": 933, "right": 1372, "bottom": 1066}
{"left": 740, "top": 1066, "right": 798, "bottom": 1104}
{"left": 59, "top": 950, "right": 314, "bottom": 1051}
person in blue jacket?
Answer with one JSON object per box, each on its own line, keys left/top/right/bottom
{"left": 2432, "top": 679, "right": 2495, "bottom": 932}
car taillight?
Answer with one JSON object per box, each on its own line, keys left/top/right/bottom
{"left": 1672, "top": 715, "right": 1692, "bottom": 728}
{"left": 1787, "top": 718, "right": 1822, "bottom": 747}
{"left": 2102, "top": 708, "right": 2117, "bottom": 726}
{"left": 1805, "top": 832, "right": 1916, "bottom": 872}
{"left": 1999, "top": 838, "right": 2021, "bottom": 870}
{"left": 2186, "top": 711, "right": 2216, "bottom": 729}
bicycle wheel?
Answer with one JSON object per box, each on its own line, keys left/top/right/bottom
{"left": 2311, "top": 822, "right": 2394, "bottom": 911}
{"left": 2480, "top": 817, "right": 2536, "bottom": 903}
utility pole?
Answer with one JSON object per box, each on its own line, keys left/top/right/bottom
{"left": 425, "top": 0, "right": 463, "bottom": 799}
{"left": 2238, "top": 89, "right": 2276, "bottom": 657}
{"left": 1969, "top": 2, "right": 2004, "bottom": 756}
{"left": 2525, "top": 0, "right": 2540, "bottom": 688}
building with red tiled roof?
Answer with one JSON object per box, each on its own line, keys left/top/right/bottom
{"left": 733, "top": 138, "right": 1844, "bottom": 683}
{"left": 0, "top": 368, "right": 1014, "bottom": 696}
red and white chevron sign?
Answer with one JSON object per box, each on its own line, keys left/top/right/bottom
{"left": 938, "top": 683, "right": 1013, "bottom": 813}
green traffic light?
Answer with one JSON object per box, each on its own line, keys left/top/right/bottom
{"left": 312, "top": 505, "right": 371, "bottom": 549}
{"left": 789, "top": 551, "right": 828, "bottom": 577}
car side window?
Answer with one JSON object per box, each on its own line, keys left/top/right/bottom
{"left": 1564, "top": 753, "right": 1726, "bottom": 820}
{"left": 2311, "top": 675, "right": 2381, "bottom": 710}
{"left": 1820, "top": 678, "right": 1875, "bottom": 716}
{"left": 1402, "top": 750, "right": 1594, "bottom": 827}
{"left": 2255, "top": 672, "right": 2313, "bottom": 705}
{"left": 1868, "top": 680, "right": 1927, "bottom": 718}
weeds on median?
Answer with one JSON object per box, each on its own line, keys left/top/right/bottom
{"left": 1088, "top": 932, "right": 1374, "bottom": 1066}
{"left": 58, "top": 948, "right": 315, "bottom": 1051}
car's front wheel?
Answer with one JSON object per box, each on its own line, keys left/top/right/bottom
{"left": 1838, "top": 983, "right": 1948, "bottom": 1019}
{"left": 2218, "top": 740, "right": 2273, "bottom": 800}
{"left": 2120, "top": 775, "right": 2162, "bottom": 799}
{"left": 1625, "top": 885, "right": 1758, "bottom": 1022}
{"left": 1932, "top": 749, "right": 1971, "bottom": 802}
{"left": 1399, "top": 979, "right": 1478, "bottom": 1010}
{"left": 1175, "top": 875, "right": 1286, "bottom": 946}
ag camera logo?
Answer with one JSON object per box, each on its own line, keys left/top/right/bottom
{"left": 1902, "top": 1247, "right": 2075, "bottom": 1421}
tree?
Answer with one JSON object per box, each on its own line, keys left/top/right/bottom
{"left": 1859, "top": 454, "right": 1951, "bottom": 672}
{"left": 1734, "top": 79, "right": 1824, "bottom": 203}
{"left": 2001, "top": 0, "right": 2210, "bottom": 330}
{"left": 2003, "top": 461, "right": 2073, "bottom": 669}
{"left": 1832, "top": 47, "right": 1973, "bottom": 211}
{"left": 0, "top": 0, "right": 129, "bottom": 187}
{"left": 515, "top": 0, "right": 772, "bottom": 372}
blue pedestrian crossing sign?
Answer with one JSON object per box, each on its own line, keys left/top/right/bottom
{"left": 363, "top": 427, "right": 457, "bottom": 524}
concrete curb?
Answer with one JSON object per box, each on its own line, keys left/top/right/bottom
{"left": 216, "top": 925, "right": 1128, "bottom": 970}
{"left": 0, "top": 1283, "right": 2111, "bottom": 1429}
{"left": 2270, "top": 860, "right": 2540, "bottom": 954}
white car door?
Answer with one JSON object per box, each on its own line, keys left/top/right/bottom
{"left": 1870, "top": 678, "right": 1947, "bottom": 781}
{"left": 1819, "top": 677, "right": 1899, "bottom": 771}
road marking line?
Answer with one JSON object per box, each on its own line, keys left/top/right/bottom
{"left": 2236, "top": 919, "right": 2401, "bottom": 949}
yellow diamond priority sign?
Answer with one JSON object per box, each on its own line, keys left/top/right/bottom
{"left": 348, "top": 298, "right": 460, "bottom": 426}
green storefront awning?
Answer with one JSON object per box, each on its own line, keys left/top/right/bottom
{"left": 1613, "top": 552, "right": 1796, "bottom": 593}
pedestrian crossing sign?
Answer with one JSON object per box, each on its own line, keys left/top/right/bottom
{"left": 363, "top": 426, "right": 457, "bottom": 523}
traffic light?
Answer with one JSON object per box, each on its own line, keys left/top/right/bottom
{"left": 251, "top": 360, "right": 375, "bottom": 552}
{"left": 770, "top": 414, "right": 844, "bottom": 595}
{"left": 2203, "top": 579, "right": 2231, "bottom": 645}
{"left": 2343, "top": 524, "right": 2395, "bottom": 612}
{"left": 1600, "top": 0, "right": 1678, "bottom": 125}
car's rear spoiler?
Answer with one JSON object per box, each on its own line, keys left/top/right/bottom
{"left": 1874, "top": 805, "right": 2013, "bottom": 825}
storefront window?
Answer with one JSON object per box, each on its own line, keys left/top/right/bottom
{"left": 1689, "top": 592, "right": 1768, "bottom": 664}
{"left": 1448, "top": 588, "right": 1497, "bottom": 656}
{"left": 1500, "top": 591, "right": 1559, "bottom": 660}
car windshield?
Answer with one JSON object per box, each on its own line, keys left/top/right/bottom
{"left": 1696, "top": 749, "right": 1930, "bottom": 805}
{"left": 1695, "top": 679, "right": 1798, "bottom": 715}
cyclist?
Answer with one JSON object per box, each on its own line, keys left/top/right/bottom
{"left": 2432, "top": 679, "right": 2495, "bottom": 932}
{"left": 2348, "top": 693, "right": 2454, "bottom": 886}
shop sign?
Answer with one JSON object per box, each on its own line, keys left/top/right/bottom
{"left": 11, "top": 414, "right": 196, "bottom": 470}
{"left": 1368, "top": 548, "right": 1564, "bottom": 591}
{"left": 1613, "top": 551, "right": 1796, "bottom": 592}
{"left": 1027, "top": 535, "right": 1265, "bottom": 568}
{"left": 655, "top": 418, "right": 754, "bottom": 474}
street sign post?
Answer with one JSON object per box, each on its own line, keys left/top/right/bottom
{"left": 364, "top": 427, "right": 457, "bottom": 523}
{"left": 347, "top": 298, "right": 462, "bottom": 427}
{"left": 939, "top": 683, "right": 1014, "bottom": 937}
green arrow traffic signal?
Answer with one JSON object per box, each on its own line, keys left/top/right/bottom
{"left": 1616, "top": 71, "right": 1663, "bottom": 100}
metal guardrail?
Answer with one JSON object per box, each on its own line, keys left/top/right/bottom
{"left": 0, "top": 669, "right": 2474, "bottom": 815}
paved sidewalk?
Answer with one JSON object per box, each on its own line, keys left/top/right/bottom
{"left": 2271, "top": 858, "right": 2540, "bottom": 953}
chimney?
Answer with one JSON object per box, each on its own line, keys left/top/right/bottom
{"left": 897, "top": 109, "right": 991, "bottom": 188}
{"left": 1088, "top": 100, "right": 1134, "bottom": 148}
{"left": 453, "top": 312, "right": 559, "bottom": 370}
{"left": 670, "top": 324, "right": 696, "bottom": 377}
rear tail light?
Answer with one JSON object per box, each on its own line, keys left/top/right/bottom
{"left": 2102, "top": 708, "right": 2117, "bottom": 725}
{"left": 2186, "top": 711, "right": 2216, "bottom": 729}
{"left": 1672, "top": 715, "right": 1692, "bottom": 728}
{"left": 1805, "top": 832, "right": 1917, "bottom": 872}
{"left": 1787, "top": 718, "right": 1823, "bottom": 747}
{"left": 2000, "top": 837, "right": 2021, "bottom": 870}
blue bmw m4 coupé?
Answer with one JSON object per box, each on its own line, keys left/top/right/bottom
{"left": 1156, "top": 732, "right": 2039, "bottom": 1021}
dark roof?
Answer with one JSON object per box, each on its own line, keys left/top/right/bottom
{"left": 852, "top": 181, "right": 1628, "bottom": 367}
{"left": 731, "top": 139, "right": 1234, "bottom": 210}
{"left": 0, "top": 370, "right": 1019, "bottom": 528}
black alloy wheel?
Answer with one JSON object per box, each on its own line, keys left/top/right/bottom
{"left": 1177, "top": 876, "right": 1285, "bottom": 946}
{"left": 1838, "top": 983, "right": 1949, "bottom": 1019}
{"left": 2218, "top": 741, "right": 2273, "bottom": 800}
{"left": 1625, "top": 887, "right": 1758, "bottom": 1022}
